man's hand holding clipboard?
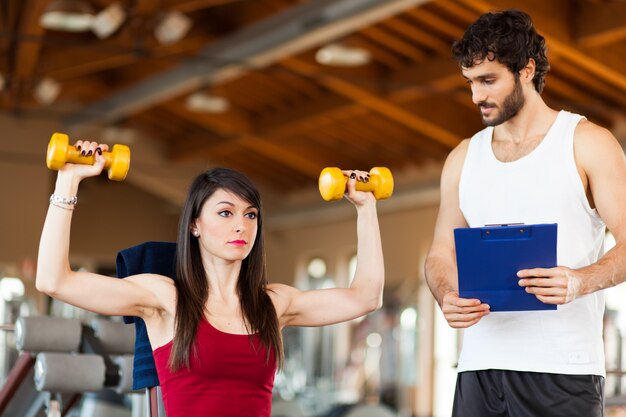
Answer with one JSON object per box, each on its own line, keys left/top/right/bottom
{"left": 454, "top": 223, "right": 558, "bottom": 312}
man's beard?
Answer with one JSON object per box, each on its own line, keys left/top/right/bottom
{"left": 479, "top": 76, "right": 525, "bottom": 126}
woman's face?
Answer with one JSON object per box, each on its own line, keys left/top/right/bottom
{"left": 191, "top": 188, "right": 258, "bottom": 263}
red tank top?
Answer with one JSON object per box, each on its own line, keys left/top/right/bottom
{"left": 153, "top": 319, "right": 276, "bottom": 417}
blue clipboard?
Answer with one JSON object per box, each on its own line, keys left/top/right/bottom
{"left": 454, "top": 223, "right": 558, "bottom": 311}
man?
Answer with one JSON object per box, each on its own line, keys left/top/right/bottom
{"left": 424, "top": 9, "right": 626, "bottom": 417}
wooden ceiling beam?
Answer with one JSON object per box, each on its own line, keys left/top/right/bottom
{"left": 354, "top": 113, "right": 448, "bottom": 159}
{"left": 65, "top": 0, "right": 434, "bottom": 131}
{"left": 223, "top": 78, "right": 281, "bottom": 113}
{"left": 355, "top": 115, "right": 431, "bottom": 160}
{"left": 404, "top": 7, "right": 465, "bottom": 39}
{"left": 380, "top": 17, "right": 450, "bottom": 54}
{"left": 165, "top": 113, "right": 325, "bottom": 179}
{"left": 281, "top": 57, "right": 460, "bottom": 149}
{"left": 238, "top": 135, "right": 323, "bottom": 178}
{"left": 260, "top": 57, "right": 463, "bottom": 138}
{"left": 272, "top": 131, "right": 366, "bottom": 168}
{"left": 161, "top": 92, "right": 330, "bottom": 178}
{"left": 346, "top": 36, "right": 407, "bottom": 70}
{"left": 268, "top": 68, "right": 324, "bottom": 99}
{"left": 171, "top": 58, "right": 467, "bottom": 163}
{"left": 550, "top": 60, "right": 626, "bottom": 109}
{"left": 58, "top": 76, "right": 111, "bottom": 101}
{"left": 458, "top": 0, "right": 572, "bottom": 40}
{"left": 298, "top": 60, "right": 460, "bottom": 120}
{"left": 0, "top": 1, "right": 19, "bottom": 69}
{"left": 165, "top": 0, "right": 244, "bottom": 13}
{"left": 360, "top": 26, "right": 427, "bottom": 62}
{"left": 13, "top": 0, "right": 47, "bottom": 81}
{"left": 295, "top": 128, "right": 375, "bottom": 168}
{"left": 44, "top": 36, "right": 210, "bottom": 80}
{"left": 134, "top": 109, "right": 203, "bottom": 139}
{"left": 548, "top": 43, "right": 626, "bottom": 95}
{"left": 48, "top": 53, "right": 138, "bottom": 81}
{"left": 10, "top": 0, "right": 48, "bottom": 106}
{"left": 222, "top": 149, "right": 308, "bottom": 191}
{"left": 545, "top": 76, "right": 624, "bottom": 122}
{"left": 388, "top": 55, "right": 461, "bottom": 93}
{"left": 162, "top": 98, "right": 252, "bottom": 136}
{"left": 544, "top": 76, "right": 603, "bottom": 108}
{"left": 575, "top": 1, "right": 626, "bottom": 48}
{"left": 325, "top": 119, "right": 403, "bottom": 167}
{"left": 243, "top": 71, "right": 302, "bottom": 109}
{"left": 255, "top": 94, "right": 350, "bottom": 132}
{"left": 432, "top": 0, "right": 477, "bottom": 23}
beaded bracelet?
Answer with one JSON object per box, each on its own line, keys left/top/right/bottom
{"left": 49, "top": 194, "right": 78, "bottom": 206}
{"left": 50, "top": 201, "right": 74, "bottom": 211}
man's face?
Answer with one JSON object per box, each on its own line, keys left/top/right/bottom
{"left": 462, "top": 59, "right": 525, "bottom": 126}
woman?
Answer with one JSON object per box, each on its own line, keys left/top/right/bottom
{"left": 36, "top": 140, "right": 384, "bottom": 417}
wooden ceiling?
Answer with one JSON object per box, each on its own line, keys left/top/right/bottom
{"left": 2, "top": 0, "right": 626, "bottom": 207}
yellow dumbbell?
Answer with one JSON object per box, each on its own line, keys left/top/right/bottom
{"left": 46, "top": 132, "right": 131, "bottom": 181}
{"left": 319, "top": 167, "right": 394, "bottom": 201}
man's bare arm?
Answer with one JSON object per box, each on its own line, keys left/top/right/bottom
{"left": 425, "top": 139, "right": 490, "bottom": 328}
{"left": 519, "top": 121, "right": 626, "bottom": 302}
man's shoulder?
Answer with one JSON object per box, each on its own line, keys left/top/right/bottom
{"left": 448, "top": 138, "right": 472, "bottom": 164}
{"left": 575, "top": 117, "right": 610, "bottom": 133}
{"left": 574, "top": 118, "right": 618, "bottom": 149}
{"left": 573, "top": 118, "right": 624, "bottom": 173}
{"left": 441, "top": 138, "right": 472, "bottom": 181}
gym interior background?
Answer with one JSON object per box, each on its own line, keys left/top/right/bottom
{"left": 1, "top": 0, "right": 626, "bottom": 416}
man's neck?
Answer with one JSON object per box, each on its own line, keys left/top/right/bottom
{"left": 494, "top": 94, "right": 557, "bottom": 144}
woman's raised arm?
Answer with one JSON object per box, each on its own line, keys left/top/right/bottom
{"left": 270, "top": 170, "right": 384, "bottom": 327}
{"left": 36, "top": 141, "right": 168, "bottom": 318}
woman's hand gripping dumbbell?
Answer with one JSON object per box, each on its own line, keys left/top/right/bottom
{"left": 46, "top": 132, "right": 131, "bottom": 181}
{"left": 319, "top": 167, "right": 394, "bottom": 201}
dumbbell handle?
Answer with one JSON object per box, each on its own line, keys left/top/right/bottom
{"left": 62, "top": 146, "right": 116, "bottom": 169}
{"left": 336, "top": 176, "right": 379, "bottom": 193}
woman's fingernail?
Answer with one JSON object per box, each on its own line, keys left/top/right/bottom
{"left": 350, "top": 173, "right": 356, "bottom": 179}
{"left": 96, "top": 148, "right": 102, "bottom": 155}
{"left": 76, "top": 145, "right": 81, "bottom": 151}
{"left": 87, "top": 150, "right": 93, "bottom": 156}
{"left": 363, "top": 177, "right": 369, "bottom": 183}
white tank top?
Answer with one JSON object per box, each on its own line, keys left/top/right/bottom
{"left": 457, "top": 110, "right": 606, "bottom": 376}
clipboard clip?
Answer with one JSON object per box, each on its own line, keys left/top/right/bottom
{"left": 482, "top": 223, "right": 530, "bottom": 240}
{"left": 484, "top": 223, "right": 525, "bottom": 227}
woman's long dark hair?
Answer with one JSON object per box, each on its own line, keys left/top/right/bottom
{"left": 169, "top": 167, "right": 283, "bottom": 371}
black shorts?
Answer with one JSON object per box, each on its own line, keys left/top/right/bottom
{"left": 452, "top": 370, "right": 604, "bottom": 417}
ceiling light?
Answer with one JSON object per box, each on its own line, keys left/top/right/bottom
{"left": 315, "top": 44, "right": 371, "bottom": 67}
{"left": 154, "top": 11, "right": 192, "bottom": 45}
{"left": 91, "top": 2, "right": 125, "bottom": 39}
{"left": 307, "top": 257, "right": 327, "bottom": 279}
{"left": 39, "top": 0, "right": 95, "bottom": 32}
{"left": 102, "top": 126, "right": 136, "bottom": 144}
{"left": 34, "top": 77, "right": 61, "bottom": 105}
{"left": 185, "top": 92, "right": 229, "bottom": 113}
{"left": 0, "top": 277, "right": 25, "bottom": 301}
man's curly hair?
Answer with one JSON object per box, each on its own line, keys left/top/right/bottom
{"left": 451, "top": 9, "right": 550, "bottom": 93}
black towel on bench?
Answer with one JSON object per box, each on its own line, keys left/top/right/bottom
{"left": 116, "top": 241, "right": 176, "bottom": 390}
